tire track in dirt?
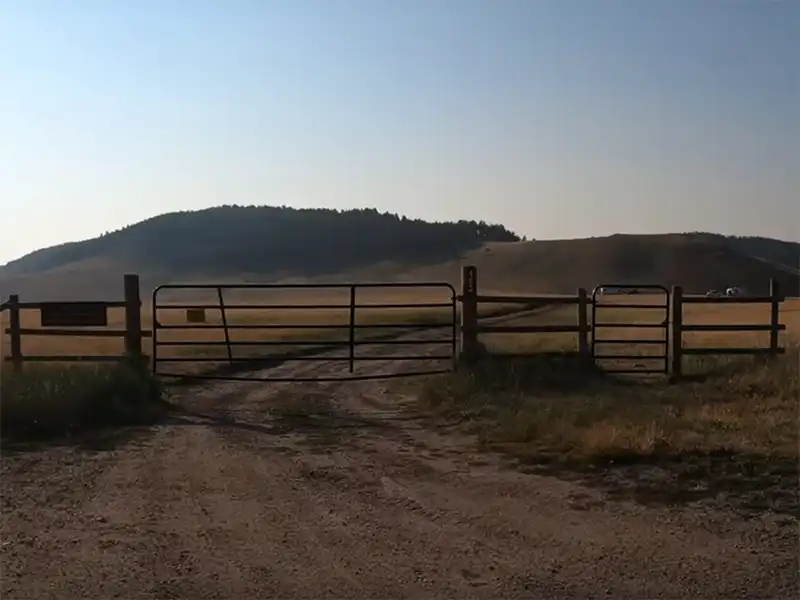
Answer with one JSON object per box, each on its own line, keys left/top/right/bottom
{"left": 2, "top": 329, "right": 798, "bottom": 599}
{"left": 161, "top": 302, "right": 548, "bottom": 386}
{"left": 160, "top": 333, "right": 797, "bottom": 598}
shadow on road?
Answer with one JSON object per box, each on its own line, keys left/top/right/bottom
{"left": 513, "top": 449, "right": 800, "bottom": 520}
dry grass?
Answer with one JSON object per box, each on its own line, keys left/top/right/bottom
{"left": 421, "top": 350, "right": 798, "bottom": 516}
{"left": 0, "top": 360, "right": 165, "bottom": 441}
{"left": 3, "top": 284, "right": 798, "bottom": 484}
{"left": 0, "top": 287, "right": 540, "bottom": 382}
{"left": 481, "top": 295, "right": 800, "bottom": 354}
{"left": 0, "top": 287, "right": 471, "bottom": 440}
{"left": 4, "top": 280, "right": 795, "bottom": 367}
{"left": 385, "top": 235, "right": 800, "bottom": 296}
{"left": 419, "top": 297, "right": 800, "bottom": 516}
{"left": 0, "top": 288, "right": 463, "bottom": 365}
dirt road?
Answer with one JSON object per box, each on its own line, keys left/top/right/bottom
{"left": 2, "top": 342, "right": 797, "bottom": 599}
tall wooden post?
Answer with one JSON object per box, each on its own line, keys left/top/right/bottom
{"left": 769, "top": 278, "right": 781, "bottom": 356}
{"left": 7, "top": 294, "right": 22, "bottom": 373}
{"left": 670, "top": 286, "right": 683, "bottom": 377}
{"left": 577, "top": 288, "right": 589, "bottom": 362}
{"left": 123, "top": 274, "right": 143, "bottom": 363}
{"left": 460, "top": 265, "right": 479, "bottom": 361}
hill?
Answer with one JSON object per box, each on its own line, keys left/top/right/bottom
{"left": 0, "top": 204, "right": 797, "bottom": 300}
{"left": 383, "top": 233, "right": 800, "bottom": 296}
{"left": 1, "top": 205, "right": 519, "bottom": 278}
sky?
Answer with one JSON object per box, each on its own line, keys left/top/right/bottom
{"left": 1, "top": 0, "right": 798, "bottom": 264}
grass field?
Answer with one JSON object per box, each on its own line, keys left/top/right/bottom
{"left": 0, "top": 287, "right": 527, "bottom": 367}
{"left": 481, "top": 294, "right": 799, "bottom": 351}
{"left": 2, "top": 287, "right": 796, "bottom": 373}
{"left": 2, "top": 287, "right": 798, "bottom": 474}
{"left": 0, "top": 286, "right": 535, "bottom": 439}
{"left": 4, "top": 280, "right": 795, "bottom": 364}
{"left": 418, "top": 296, "right": 800, "bottom": 516}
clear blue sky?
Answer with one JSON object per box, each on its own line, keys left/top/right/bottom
{"left": 1, "top": 0, "right": 798, "bottom": 264}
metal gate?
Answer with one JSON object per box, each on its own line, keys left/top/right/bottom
{"left": 591, "top": 285, "right": 670, "bottom": 375}
{"left": 151, "top": 282, "right": 457, "bottom": 382}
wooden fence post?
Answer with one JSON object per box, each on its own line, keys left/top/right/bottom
{"left": 577, "top": 288, "right": 590, "bottom": 362}
{"left": 123, "top": 274, "right": 143, "bottom": 362}
{"left": 670, "top": 286, "right": 683, "bottom": 377}
{"left": 7, "top": 294, "right": 22, "bottom": 373}
{"left": 460, "top": 265, "right": 479, "bottom": 361}
{"left": 769, "top": 278, "right": 781, "bottom": 356}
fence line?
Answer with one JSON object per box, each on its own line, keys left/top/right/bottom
{"left": 458, "top": 265, "right": 786, "bottom": 375}
{"left": 458, "top": 264, "right": 591, "bottom": 361}
{"left": 670, "top": 281, "right": 785, "bottom": 377}
{"left": 1, "top": 267, "right": 789, "bottom": 378}
{"left": 1, "top": 274, "right": 147, "bottom": 372}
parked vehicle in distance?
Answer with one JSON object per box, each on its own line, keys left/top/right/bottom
{"left": 598, "top": 286, "right": 649, "bottom": 296}
{"left": 598, "top": 286, "right": 624, "bottom": 295}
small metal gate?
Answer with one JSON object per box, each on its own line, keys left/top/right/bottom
{"left": 151, "top": 282, "right": 457, "bottom": 382}
{"left": 591, "top": 285, "right": 670, "bottom": 375}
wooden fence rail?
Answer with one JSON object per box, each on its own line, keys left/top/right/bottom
{"left": 459, "top": 265, "right": 786, "bottom": 375}
{"left": 459, "top": 265, "right": 592, "bottom": 361}
{"left": 1, "top": 274, "right": 149, "bottom": 373}
{"left": 670, "top": 281, "right": 784, "bottom": 377}
{"left": 1, "top": 267, "right": 788, "bottom": 378}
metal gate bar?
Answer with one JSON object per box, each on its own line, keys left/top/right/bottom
{"left": 591, "top": 285, "right": 670, "bottom": 375}
{"left": 152, "top": 282, "right": 457, "bottom": 382}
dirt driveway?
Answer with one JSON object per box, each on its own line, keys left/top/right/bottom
{"left": 2, "top": 342, "right": 797, "bottom": 599}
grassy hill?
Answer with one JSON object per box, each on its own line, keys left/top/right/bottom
{"left": 1, "top": 205, "right": 798, "bottom": 300}
{"left": 393, "top": 233, "right": 799, "bottom": 296}
{"left": 1, "top": 205, "right": 518, "bottom": 278}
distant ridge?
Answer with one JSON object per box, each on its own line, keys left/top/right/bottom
{"left": 1, "top": 205, "right": 797, "bottom": 300}
{"left": 1, "top": 205, "right": 518, "bottom": 278}
{"left": 385, "top": 232, "right": 800, "bottom": 297}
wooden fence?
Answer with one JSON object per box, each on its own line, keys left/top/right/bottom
{"left": 1, "top": 274, "right": 148, "bottom": 372}
{"left": 0, "top": 268, "right": 788, "bottom": 377}
{"left": 458, "top": 265, "right": 786, "bottom": 375}
{"left": 670, "top": 282, "right": 785, "bottom": 376}
{"left": 458, "top": 265, "right": 590, "bottom": 360}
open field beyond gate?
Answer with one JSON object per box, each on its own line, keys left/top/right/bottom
{"left": 2, "top": 279, "right": 797, "bottom": 371}
{"left": 1, "top": 287, "right": 468, "bottom": 369}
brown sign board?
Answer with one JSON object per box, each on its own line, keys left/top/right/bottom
{"left": 40, "top": 302, "right": 109, "bottom": 327}
{"left": 186, "top": 308, "right": 207, "bottom": 323}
